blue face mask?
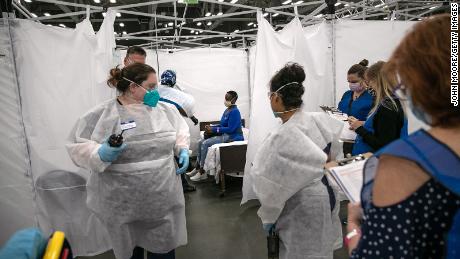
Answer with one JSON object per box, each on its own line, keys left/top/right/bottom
{"left": 407, "top": 91, "right": 432, "bottom": 125}
{"left": 143, "top": 89, "right": 160, "bottom": 107}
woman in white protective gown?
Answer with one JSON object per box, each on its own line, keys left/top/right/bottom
{"left": 66, "top": 63, "right": 190, "bottom": 259}
{"left": 250, "top": 63, "right": 344, "bottom": 259}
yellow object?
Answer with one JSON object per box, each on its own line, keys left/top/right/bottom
{"left": 42, "top": 231, "right": 65, "bottom": 259}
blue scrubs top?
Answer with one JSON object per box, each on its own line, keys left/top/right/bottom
{"left": 338, "top": 90, "right": 374, "bottom": 121}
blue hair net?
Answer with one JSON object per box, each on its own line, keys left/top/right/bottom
{"left": 161, "top": 70, "right": 176, "bottom": 86}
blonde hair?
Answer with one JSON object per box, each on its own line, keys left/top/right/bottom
{"left": 366, "top": 61, "right": 398, "bottom": 115}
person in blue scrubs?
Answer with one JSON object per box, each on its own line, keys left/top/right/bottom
{"left": 348, "top": 61, "right": 408, "bottom": 155}
{"left": 338, "top": 59, "right": 374, "bottom": 155}
{"left": 189, "top": 91, "right": 244, "bottom": 181}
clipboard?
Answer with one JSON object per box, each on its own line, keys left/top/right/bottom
{"left": 325, "top": 153, "right": 372, "bottom": 203}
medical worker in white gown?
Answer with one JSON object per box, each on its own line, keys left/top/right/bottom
{"left": 66, "top": 63, "right": 190, "bottom": 259}
{"left": 251, "top": 63, "right": 343, "bottom": 259}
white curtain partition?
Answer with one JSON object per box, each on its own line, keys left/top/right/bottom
{"left": 1, "top": 10, "right": 119, "bottom": 255}
{"left": 119, "top": 48, "right": 251, "bottom": 153}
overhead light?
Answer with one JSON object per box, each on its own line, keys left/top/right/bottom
{"left": 59, "top": 24, "right": 66, "bottom": 28}
{"left": 217, "top": 12, "right": 223, "bottom": 15}
{"left": 168, "top": 22, "right": 173, "bottom": 26}
{"left": 93, "top": 0, "right": 100, "bottom": 3}
{"left": 207, "top": 21, "right": 212, "bottom": 25}
{"left": 122, "top": 31, "right": 127, "bottom": 35}
{"left": 345, "top": 4, "right": 349, "bottom": 6}
{"left": 205, "top": 12, "right": 212, "bottom": 17}
{"left": 263, "top": 13, "right": 269, "bottom": 17}
{"left": 335, "top": 2, "right": 341, "bottom": 6}
{"left": 248, "top": 22, "right": 253, "bottom": 26}
{"left": 230, "top": 0, "right": 238, "bottom": 3}
{"left": 429, "top": 6, "right": 437, "bottom": 10}
{"left": 24, "top": 0, "right": 32, "bottom": 2}
{"left": 253, "top": 23, "right": 257, "bottom": 27}
{"left": 295, "top": 1, "right": 304, "bottom": 4}
{"left": 195, "top": 31, "right": 199, "bottom": 34}
{"left": 164, "top": 23, "right": 168, "bottom": 27}
{"left": 116, "top": 12, "right": 121, "bottom": 17}
{"left": 109, "top": 0, "right": 116, "bottom": 3}
{"left": 102, "top": 12, "right": 106, "bottom": 17}
{"left": 47, "top": 24, "right": 52, "bottom": 26}
{"left": 273, "top": 13, "right": 279, "bottom": 17}
{"left": 119, "top": 22, "right": 124, "bottom": 27}
{"left": 44, "top": 12, "right": 50, "bottom": 16}
{"left": 218, "top": 0, "right": 224, "bottom": 2}
{"left": 234, "top": 29, "right": 239, "bottom": 33}
{"left": 31, "top": 13, "right": 37, "bottom": 17}
{"left": 191, "top": 30, "right": 195, "bottom": 33}
{"left": 383, "top": 17, "right": 388, "bottom": 20}
{"left": 315, "top": 14, "right": 323, "bottom": 18}
{"left": 197, "top": 22, "right": 202, "bottom": 26}
{"left": 181, "top": 21, "right": 186, "bottom": 25}
{"left": 282, "top": 0, "right": 292, "bottom": 4}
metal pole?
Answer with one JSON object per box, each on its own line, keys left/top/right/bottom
{"left": 332, "top": 18, "right": 337, "bottom": 106}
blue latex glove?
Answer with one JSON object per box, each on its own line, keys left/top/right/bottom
{"left": 263, "top": 223, "right": 276, "bottom": 236}
{"left": 176, "top": 148, "right": 189, "bottom": 175}
{"left": 0, "top": 228, "right": 47, "bottom": 259}
{"left": 97, "top": 139, "right": 127, "bottom": 162}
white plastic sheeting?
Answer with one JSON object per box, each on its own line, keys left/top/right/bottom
{"left": 120, "top": 48, "right": 251, "bottom": 153}
{"left": 0, "top": 19, "right": 35, "bottom": 246}
{"left": 4, "top": 10, "right": 118, "bottom": 255}
{"left": 242, "top": 14, "right": 334, "bottom": 203}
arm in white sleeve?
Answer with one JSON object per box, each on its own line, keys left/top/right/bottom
{"left": 65, "top": 113, "right": 111, "bottom": 173}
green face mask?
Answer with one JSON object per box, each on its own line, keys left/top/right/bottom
{"left": 123, "top": 77, "right": 160, "bottom": 107}
{"left": 143, "top": 89, "right": 160, "bottom": 107}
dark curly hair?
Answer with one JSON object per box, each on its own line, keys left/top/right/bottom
{"left": 270, "top": 63, "right": 306, "bottom": 109}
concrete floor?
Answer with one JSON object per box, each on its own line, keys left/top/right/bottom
{"left": 78, "top": 175, "right": 349, "bottom": 259}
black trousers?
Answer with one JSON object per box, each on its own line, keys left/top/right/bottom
{"left": 130, "top": 247, "right": 175, "bottom": 259}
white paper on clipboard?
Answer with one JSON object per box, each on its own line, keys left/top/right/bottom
{"left": 327, "top": 160, "right": 366, "bottom": 203}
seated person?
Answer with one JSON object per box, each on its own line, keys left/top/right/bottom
{"left": 348, "top": 61, "right": 408, "bottom": 155}
{"left": 188, "top": 90, "right": 244, "bottom": 181}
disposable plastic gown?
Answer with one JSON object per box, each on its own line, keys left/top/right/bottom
{"left": 66, "top": 100, "right": 190, "bottom": 259}
{"left": 251, "top": 111, "right": 343, "bottom": 259}
{"left": 157, "top": 85, "right": 196, "bottom": 117}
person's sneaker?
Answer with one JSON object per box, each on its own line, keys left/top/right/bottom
{"left": 186, "top": 168, "right": 198, "bottom": 177}
{"left": 190, "top": 172, "right": 208, "bottom": 182}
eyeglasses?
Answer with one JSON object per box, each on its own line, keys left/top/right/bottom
{"left": 123, "top": 77, "right": 157, "bottom": 91}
